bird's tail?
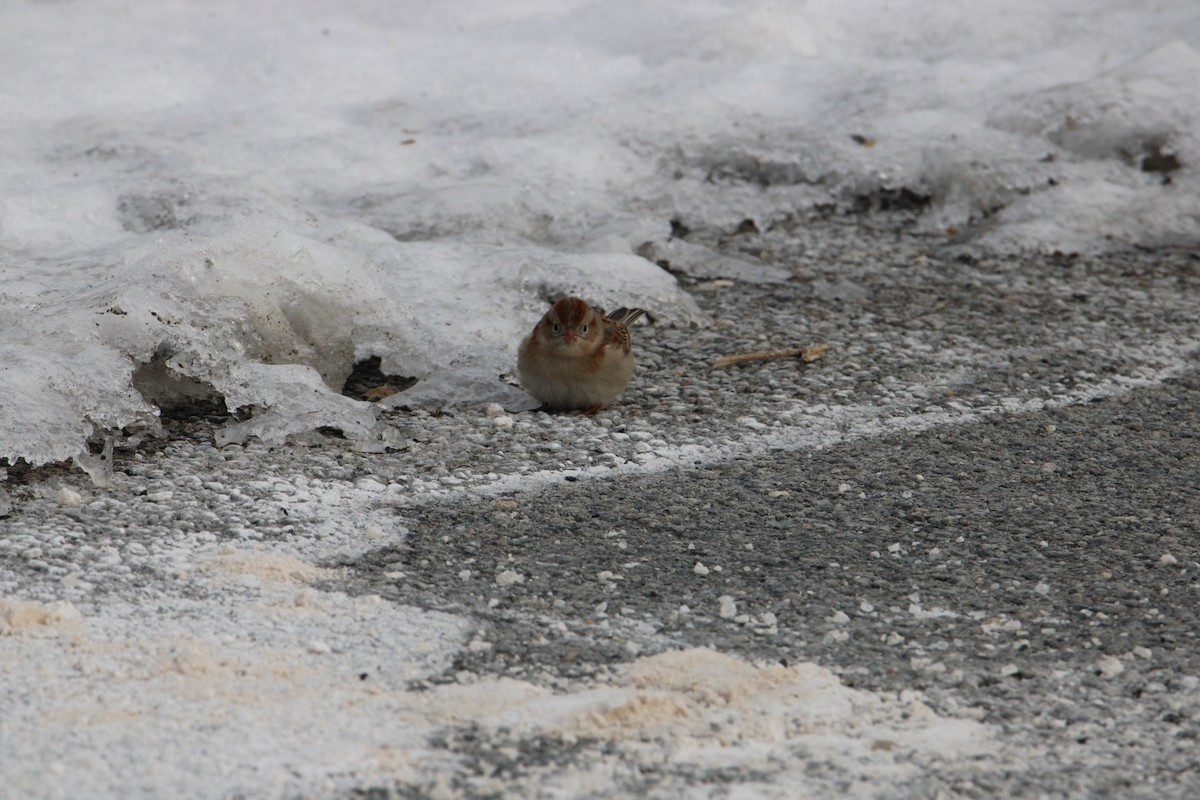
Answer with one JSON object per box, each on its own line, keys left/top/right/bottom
{"left": 606, "top": 308, "right": 647, "bottom": 326}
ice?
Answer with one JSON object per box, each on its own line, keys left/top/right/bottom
{"left": 2, "top": 0, "right": 1198, "bottom": 471}
{"left": 638, "top": 238, "right": 793, "bottom": 284}
{"left": 0, "top": 304, "right": 153, "bottom": 467}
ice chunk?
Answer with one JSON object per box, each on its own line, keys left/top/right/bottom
{"left": 638, "top": 239, "right": 792, "bottom": 285}
{"left": 210, "top": 363, "right": 384, "bottom": 449}
{"left": 73, "top": 437, "right": 115, "bottom": 487}
{"left": 0, "top": 303, "right": 156, "bottom": 468}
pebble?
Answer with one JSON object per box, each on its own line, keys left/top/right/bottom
{"left": 1096, "top": 655, "right": 1125, "bottom": 679}
{"left": 495, "top": 570, "right": 525, "bottom": 586}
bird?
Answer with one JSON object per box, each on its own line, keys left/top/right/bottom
{"left": 517, "top": 297, "right": 647, "bottom": 413}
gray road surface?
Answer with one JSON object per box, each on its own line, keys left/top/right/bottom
{"left": 2, "top": 214, "right": 1198, "bottom": 798}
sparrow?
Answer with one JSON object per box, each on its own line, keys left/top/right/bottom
{"left": 517, "top": 297, "right": 647, "bottom": 413}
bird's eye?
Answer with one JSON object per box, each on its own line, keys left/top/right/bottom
{"left": 580, "top": 324, "right": 589, "bottom": 334}
{"left": 551, "top": 322, "right": 560, "bottom": 333}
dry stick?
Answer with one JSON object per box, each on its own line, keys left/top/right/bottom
{"left": 712, "top": 343, "right": 828, "bottom": 370}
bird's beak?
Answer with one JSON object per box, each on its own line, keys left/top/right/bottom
{"left": 563, "top": 329, "right": 578, "bottom": 344}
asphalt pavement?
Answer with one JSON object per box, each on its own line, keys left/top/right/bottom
{"left": 2, "top": 213, "right": 1199, "bottom": 798}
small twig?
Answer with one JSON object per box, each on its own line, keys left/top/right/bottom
{"left": 712, "top": 343, "right": 828, "bottom": 369}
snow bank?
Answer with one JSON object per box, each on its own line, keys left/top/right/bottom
{"left": 2, "top": 0, "right": 1197, "bottom": 468}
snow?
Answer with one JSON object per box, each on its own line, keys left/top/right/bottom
{"left": 2, "top": 7, "right": 1199, "bottom": 787}
{"left": 1, "top": 0, "right": 1198, "bottom": 468}
{"left": 2, "top": 591, "right": 993, "bottom": 800}
{"left": 0, "top": 587, "right": 469, "bottom": 798}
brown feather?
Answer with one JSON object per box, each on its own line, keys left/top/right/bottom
{"left": 603, "top": 320, "right": 632, "bottom": 354}
{"left": 521, "top": 329, "right": 541, "bottom": 357}
{"left": 604, "top": 308, "right": 644, "bottom": 355}
{"left": 552, "top": 297, "right": 591, "bottom": 328}
{"left": 605, "top": 308, "right": 645, "bottom": 326}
